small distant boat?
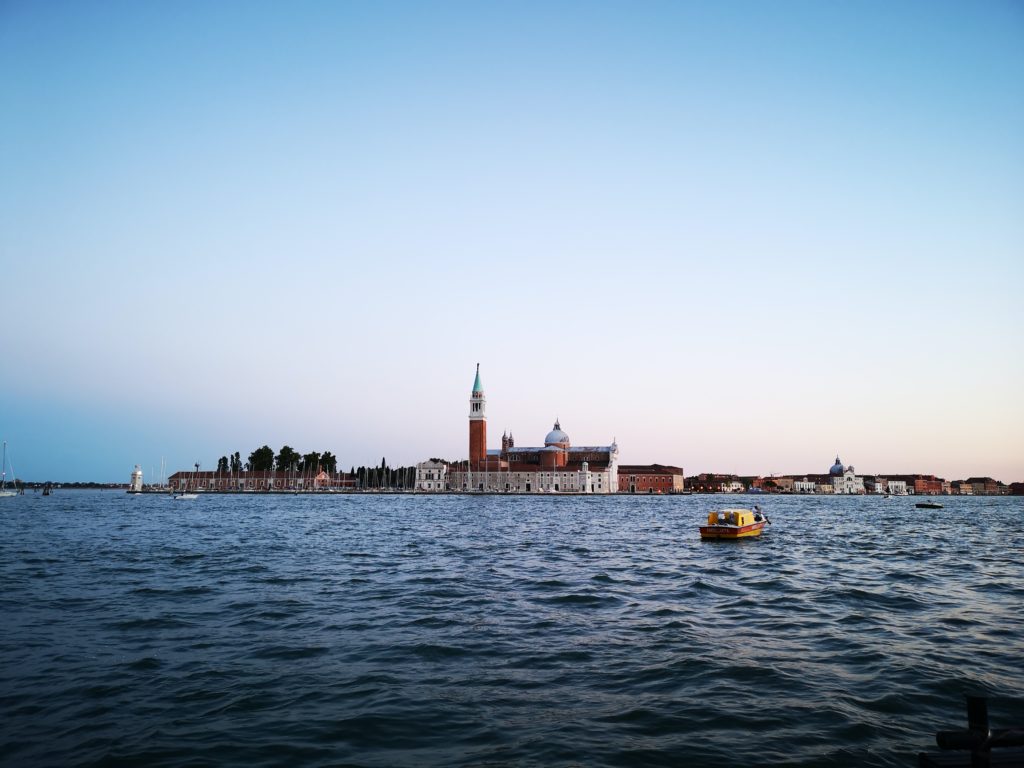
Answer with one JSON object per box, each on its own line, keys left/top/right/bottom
{"left": 0, "top": 441, "right": 17, "bottom": 498}
{"left": 700, "top": 507, "right": 769, "bottom": 539}
{"left": 915, "top": 501, "right": 943, "bottom": 509}
{"left": 172, "top": 461, "right": 201, "bottom": 499}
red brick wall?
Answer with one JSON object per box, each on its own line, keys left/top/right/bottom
{"left": 469, "top": 419, "right": 487, "bottom": 469}
{"left": 619, "top": 473, "right": 677, "bottom": 493}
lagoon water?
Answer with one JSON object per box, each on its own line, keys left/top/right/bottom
{"left": 1, "top": 491, "right": 1022, "bottom": 767}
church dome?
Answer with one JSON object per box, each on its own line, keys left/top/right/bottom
{"left": 829, "top": 456, "right": 845, "bottom": 476}
{"left": 544, "top": 421, "right": 570, "bottom": 448}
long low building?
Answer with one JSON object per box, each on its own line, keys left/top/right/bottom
{"left": 618, "top": 465, "right": 685, "bottom": 493}
{"left": 168, "top": 470, "right": 356, "bottom": 492}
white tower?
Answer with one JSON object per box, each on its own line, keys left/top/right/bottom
{"left": 130, "top": 465, "right": 144, "bottom": 493}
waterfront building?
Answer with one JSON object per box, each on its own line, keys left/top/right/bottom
{"left": 965, "top": 477, "right": 1007, "bottom": 495}
{"left": 751, "top": 476, "right": 795, "bottom": 493}
{"left": 686, "top": 473, "right": 745, "bottom": 493}
{"left": 168, "top": 470, "right": 356, "bottom": 491}
{"left": 440, "top": 366, "right": 619, "bottom": 493}
{"left": 618, "top": 465, "right": 685, "bottom": 494}
{"left": 772, "top": 477, "right": 795, "bottom": 492}
{"left": 793, "top": 478, "right": 816, "bottom": 494}
{"left": 915, "top": 476, "right": 944, "bottom": 494}
{"left": 887, "top": 479, "right": 908, "bottom": 495}
{"left": 876, "top": 474, "right": 948, "bottom": 495}
{"left": 743, "top": 463, "right": 930, "bottom": 496}
{"left": 829, "top": 456, "right": 865, "bottom": 494}
{"left": 414, "top": 460, "right": 448, "bottom": 491}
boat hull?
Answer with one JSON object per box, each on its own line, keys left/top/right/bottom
{"left": 699, "top": 521, "right": 766, "bottom": 539}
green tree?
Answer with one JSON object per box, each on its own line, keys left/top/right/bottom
{"left": 217, "top": 456, "right": 229, "bottom": 473}
{"left": 300, "top": 452, "right": 321, "bottom": 473}
{"left": 320, "top": 451, "right": 338, "bottom": 473}
{"left": 275, "top": 445, "right": 302, "bottom": 472}
{"left": 248, "top": 445, "right": 274, "bottom": 472}
{"left": 231, "top": 452, "right": 242, "bottom": 473}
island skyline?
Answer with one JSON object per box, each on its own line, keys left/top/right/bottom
{"left": 1, "top": 2, "right": 1021, "bottom": 483}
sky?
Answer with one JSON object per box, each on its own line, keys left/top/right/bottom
{"left": 1, "top": 1, "right": 1022, "bottom": 483}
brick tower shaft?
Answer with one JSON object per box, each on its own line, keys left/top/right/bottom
{"left": 469, "top": 364, "right": 487, "bottom": 470}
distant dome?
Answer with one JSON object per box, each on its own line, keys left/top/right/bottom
{"left": 829, "top": 456, "right": 845, "bottom": 476}
{"left": 544, "top": 421, "right": 570, "bottom": 448}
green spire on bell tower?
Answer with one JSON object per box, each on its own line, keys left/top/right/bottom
{"left": 472, "top": 363, "right": 483, "bottom": 394}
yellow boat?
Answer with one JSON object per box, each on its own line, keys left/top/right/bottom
{"left": 700, "top": 508, "right": 768, "bottom": 539}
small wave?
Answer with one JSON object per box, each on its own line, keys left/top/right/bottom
{"left": 171, "top": 553, "right": 205, "bottom": 564}
{"left": 825, "top": 586, "right": 928, "bottom": 611}
{"left": 252, "top": 645, "right": 330, "bottom": 660}
{"left": 539, "top": 593, "right": 620, "bottom": 606}
{"left": 647, "top": 607, "right": 681, "bottom": 617}
{"left": 885, "top": 569, "right": 929, "bottom": 583}
{"left": 231, "top": 563, "right": 269, "bottom": 573}
{"left": 258, "top": 576, "right": 313, "bottom": 585}
{"left": 130, "top": 585, "right": 213, "bottom": 597}
{"left": 417, "top": 588, "right": 471, "bottom": 599}
{"left": 126, "top": 656, "right": 162, "bottom": 670}
{"left": 532, "top": 578, "right": 569, "bottom": 588}
{"left": 111, "top": 616, "right": 194, "bottom": 630}
{"left": 404, "top": 616, "right": 455, "bottom": 628}
{"left": 848, "top": 691, "right": 910, "bottom": 715}
{"left": 690, "top": 578, "right": 744, "bottom": 596}
{"left": 408, "top": 642, "right": 472, "bottom": 660}
{"left": 253, "top": 610, "right": 297, "bottom": 620}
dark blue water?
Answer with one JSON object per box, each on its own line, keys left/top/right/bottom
{"left": 1, "top": 492, "right": 1021, "bottom": 767}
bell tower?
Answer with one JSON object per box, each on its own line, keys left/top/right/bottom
{"left": 469, "top": 363, "right": 487, "bottom": 469}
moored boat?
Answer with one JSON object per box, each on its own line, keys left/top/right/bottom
{"left": 0, "top": 441, "right": 17, "bottom": 498}
{"left": 700, "top": 507, "right": 768, "bottom": 539}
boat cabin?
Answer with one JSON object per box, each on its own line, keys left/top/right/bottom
{"left": 707, "top": 509, "right": 756, "bottom": 527}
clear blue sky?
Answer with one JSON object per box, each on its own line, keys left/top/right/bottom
{"left": 2, "top": 1, "right": 1022, "bottom": 482}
